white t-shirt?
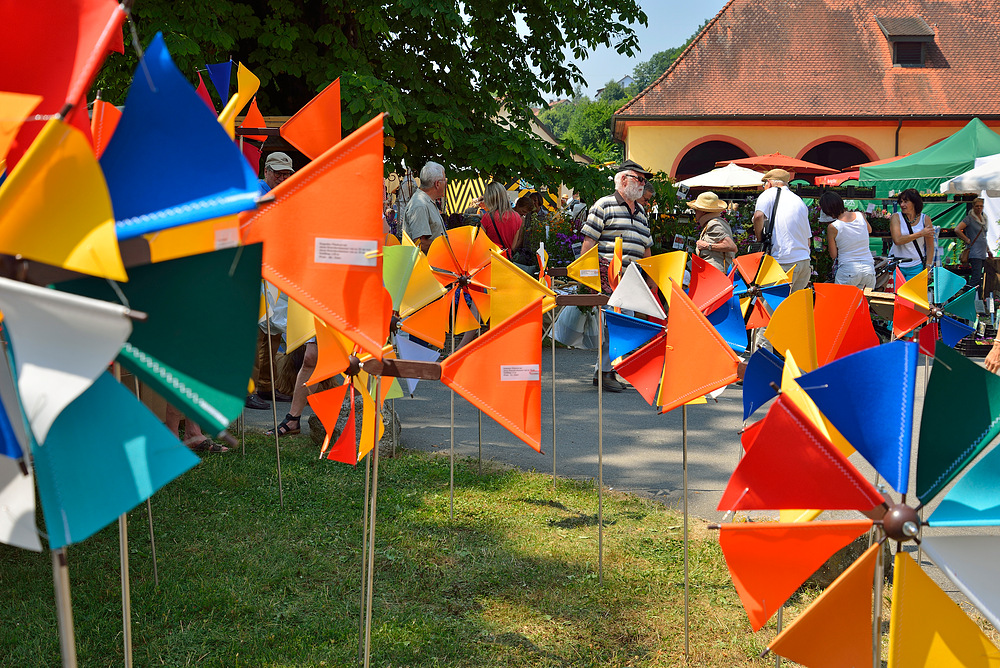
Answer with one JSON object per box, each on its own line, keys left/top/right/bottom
{"left": 832, "top": 213, "right": 875, "bottom": 266}
{"left": 755, "top": 186, "right": 811, "bottom": 264}
{"left": 890, "top": 213, "right": 927, "bottom": 268}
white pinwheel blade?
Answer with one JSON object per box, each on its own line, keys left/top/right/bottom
{"left": 0, "top": 455, "right": 41, "bottom": 551}
{"left": 922, "top": 535, "right": 1000, "bottom": 631}
{"left": 0, "top": 277, "right": 132, "bottom": 443}
{"left": 607, "top": 263, "right": 666, "bottom": 320}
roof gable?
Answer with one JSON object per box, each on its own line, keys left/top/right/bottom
{"left": 616, "top": 0, "right": 1000, "bottom": 121}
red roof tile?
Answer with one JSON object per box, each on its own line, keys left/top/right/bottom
{"left": 615, "top": 0, "right": 1000, "bottom": 125}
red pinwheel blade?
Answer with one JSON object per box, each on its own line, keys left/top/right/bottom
{"left": 325, "top": 384, "right": 357, "bottom": 464}
{"left": 613, "top": 332, "right": 667, "bottom": 406}
{"left": 892, "top": 297, "right": 928, "bottom": 339}
{"left": 688, "top": 254, "right": 734, "bottom": 314}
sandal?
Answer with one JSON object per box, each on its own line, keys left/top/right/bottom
{"left": 187, "top": 438, "right": 230, "bottom": 454}
{"left": 266, "top": 413, "right": 301, "bottom": 437}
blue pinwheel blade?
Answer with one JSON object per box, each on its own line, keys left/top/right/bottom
{"left": 395, "top": 333, "right": 442, "bottom": 396}
{"left": 707, "top": 294, "right": 748, "bottom": 353}
{"left": 205, "top": 61, "right": 232, "bottom": 101}
{"left": 732, "top": 272, "right": 749, "bottom": 297}
{"left": 928, "top": 443, "right": 1000, "bottom": 527}
{"left": 605, "top": 310, "right": 663, "bottom": 362}
{"left": 940, "top": 315, "right": 975, "bottom": 349}
{"left": 32, "top": 373, "right": 199, "bottom": 550}
{"left": 759, "top": 283, "right": 792, "bottom": 313}
{"left": 101, "top": 34, "right": 259, "bottom": 240}
{"left": 932, "top": 267, "right": 966, "bottom": 305}
{"left": 742, "top": 347, "right": 783, "bottom": 421}
{"left": 798, "top": 340, "right": 918, "bottom": 495}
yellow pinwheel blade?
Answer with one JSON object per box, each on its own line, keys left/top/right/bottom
{"left": 757, "top": 254, "right": 791, "bottom": 286}
{"left": 566, "top": 244, "right": 602, "bottom": 291}
{"left": 636, "top": 251, "right": 687, "bottom": 304}
{"left": 218, "top": 62, "right": 260, "bottom": 139}
{"left": 898, "top": 268, "right": 929, "bottom": 310}
{"left": 0, "top": 92, "right": 41, "bottom": 163}
{"left": 765, "top": 288, "right": 818, "bottom": 372}
{"left": 144, "top": 215, "right": 240, "bottom": 263}
{"left": 286, "top": 297, "right": 318, "bottom": 353}
{"left": 0, "top": 118, "right": 126, "bottom": 281}
{"left": 490, "top": 248, "right": 556, "bottom": 326}
{"left": 399, "top": 250, "right": 448, "bottom": 317}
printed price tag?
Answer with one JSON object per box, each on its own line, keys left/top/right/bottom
{"left": 215, "top": 227, "right": 240, "bottom": 249}
{"left": 500, "top": 364, "right": 540, "bottom": 381}
{"left": 315, "top": 238, "right": 378, "bottom": 266}
{"left": 579, "top": 269, "right": 599, "bottom": 277}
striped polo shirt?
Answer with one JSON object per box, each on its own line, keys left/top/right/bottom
{"left": 581, "top": 191, "right": 653, "bottom": 264}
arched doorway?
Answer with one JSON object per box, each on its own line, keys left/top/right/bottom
{"left": 674, "top": 141, "right": 750, "bottom": 181}
{"left": 800, "top": 141, "right": 872, "bottom": 171}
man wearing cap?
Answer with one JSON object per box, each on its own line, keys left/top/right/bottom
{"left": 259, "top": 151, "right": 295, "bottom": 196}
{"left": 753, "top": 168, "right": 811, "bottom": 292}
{"left": 580, "top": 159, "right": 655, "bottom": 392}
{"left": 691, "top": 192, "right": 737, "bottom": 273}
{"left": 403, "top": 161, "right": 447, "bottom": 253}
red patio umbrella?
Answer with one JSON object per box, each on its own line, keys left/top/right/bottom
{"left": 716, "top": 152, "right": 838, "bottom": 175}
{"left": 814, "top": 154, "right": 912, "bottom": 186}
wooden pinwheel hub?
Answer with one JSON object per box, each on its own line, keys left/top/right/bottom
{"left": 346, "top": 354, "right": 362, "bottom": 377}
{"left": 882, "top": 503, "right": 920, "bottom": 543}
{"left": 929, "top": 306, "right": 944, "bottom": 319}
{"left": 746, "top": 284, "right": 762, "bottom": 299}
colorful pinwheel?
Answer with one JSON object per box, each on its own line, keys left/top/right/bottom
{"left": 426, "top": 225, "right": 494, "bottom": 337}
{"left": 893, "top": 267, "right": 978, "bottom": 354}
{"left": 731, "top": 252, "right": 793, "bottom": 329}
{"left": 718, "top": 340, "right": 1000, "bottom": 666}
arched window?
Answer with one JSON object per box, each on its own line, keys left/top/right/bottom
{"left": 800, "top": 141, "right": 872, "bottom": 172}
{"left": 675, "top": 141, "right": 749, "bottom": 181}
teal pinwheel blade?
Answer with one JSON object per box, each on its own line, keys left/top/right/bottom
{"left": 928, "top": 442, "right": 1000, "bottom": 527}
{"left": 931, "top": 267, "right": 965, "bottom": 305}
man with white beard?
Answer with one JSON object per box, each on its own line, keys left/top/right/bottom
{"left": 580, "top": 159, "right": 655, "bottom": 392}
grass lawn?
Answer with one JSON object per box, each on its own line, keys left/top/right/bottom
{"left": 2, "top": 432, "right": 791, "bottom": 666}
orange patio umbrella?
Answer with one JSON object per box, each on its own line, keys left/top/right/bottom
{"left": 716, "top": 152, "right": 837, "bottom": 175}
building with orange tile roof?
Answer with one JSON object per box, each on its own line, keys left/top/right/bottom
{"left": 612, "top": 0, "right": 1000, "bottom": 181}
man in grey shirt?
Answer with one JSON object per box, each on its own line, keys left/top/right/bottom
{"left": 403, "top": 161, "right": 447, "bottom": 253}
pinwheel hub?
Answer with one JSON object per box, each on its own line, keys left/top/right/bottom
{"left": 883, "top": 503, "right": 920, "bottom": 542}
{"left": 930, "top": 307, "right": 944, "bottom": 319}
{"left": 457, "top": 274, "right": 470, "bottom": 288}
{"left": 346, "top": 355, "right": 362, "bottom": 377}
{"left": 389, "top": 313, "right": 401, "bottom": 334}
{"left": 747, "top": 284, "right": 763, "bottom": 299}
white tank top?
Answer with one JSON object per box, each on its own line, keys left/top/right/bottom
{"left": 832, "top": 213, "right": 874, "bottom": 265}
{"left": 890, "top": 213, "right": 926, "bottom": 267}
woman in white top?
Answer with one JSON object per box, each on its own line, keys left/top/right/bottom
{"left": 889, "top": 188, "right": 936, "bottom": 281}
{"left": 820, "top": 191, "right": 875, "bottom": 289}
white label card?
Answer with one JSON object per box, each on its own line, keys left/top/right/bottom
{"left": 500, "top": 364, "right": 540, "bottom": 381}
{"left": 579, "top": 268, "right": 599, "bottom": 277}
{"left": 215, "top": 227, "right": 240, "bottom": 249}
{"left": 315, "top": 238, "right": 378, "bottom": 266}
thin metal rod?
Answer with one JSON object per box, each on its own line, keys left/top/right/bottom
{"left": 145, "top": 499, "right": 158, "bottom": 587}
{"left": 774, "top": 607, "right": 783, "bottom": 668}
{"left": 478, "top": 409, "right": 482, "bottom": 476}
{"left": 362, "top": 381, "right": 383, "bottom": 668}
{"left": 391, "top": 398, "right": 396, "bottom": 458}
{"left": 551, "top": 323, "right": 557, "bottom": 489}
{"left": 682, "top": 405, "right": 690, "bottom": 659}
{"left": 873, "top": 536, "right": 885, "bottom": 668}
{"left": 52, "top": 548, "right": 78, "bottom": 668}
{"left": 119, "top": 514, "right": 133, "bottom": 668}
{"left": 598, "top": 308, "right": 604, "bottom": 586}
{"left": 449, "top": 310, "right": 456, "bottom": 522}
{"left": 358, "top": 442, "right": 372, "bottom": 664}
{"left": 266, "top": 315, "right": 283, "bottom": 508}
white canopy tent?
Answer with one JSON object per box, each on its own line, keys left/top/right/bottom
{"left": 940, "top": 153, "right": 1000, "bottom": 254}
{"left": 677, "top": 162, "right": 765, "bottom": 189}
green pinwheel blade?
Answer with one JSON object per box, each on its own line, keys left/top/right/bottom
{"left": 382, "top": 245, "right": 420, "bottom": 311}
{"left": 56, "top": 244, "right": 263, "bottom": 436}
{"left": 917, "top": 342, "right": 1000, "bottom": 504}
{"left": 944, "top": 288, "right": 978, "bottom": 322}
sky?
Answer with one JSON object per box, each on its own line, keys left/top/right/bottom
{"left": 563, "top": 1, "right": 729, "bottom": 99}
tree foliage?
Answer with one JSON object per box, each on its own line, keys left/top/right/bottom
{"left": 95, "top": 0, "right": 646, "bottom": 204}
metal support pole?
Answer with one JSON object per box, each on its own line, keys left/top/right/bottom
{"left": 597, "top": 308, "right": 604, "bottom": 586}
{"left": 362, "top": 382, "right": 383, "bottom": 668}
{"left": 477, "top": 410, "right": 482, "bottom": 476}
{"left": 52, "top": 548, "right": 77, "bottom": 668}
{"left": 551, "top": 324, "right": 557, "bottom": 489}
{"left": 266, "top": 315, "right": 283, "bottom": 508}
{"left": 145, "top": 499, "right": 159, "bottom": 588}
{"left": 872, "top": 538, "right": 885, "bottom": 668}
{"left": 774, "top": 607, "right": 783, "bottom": 668}
{"left": 682, "top": 405, "right": 690, "bottom": 659}
{"left": 119, "top": 514, "right": 133, "bottom": 668}
{"left": 391, "top": 398, "right": 397, "bottom": 458}
{"left": 449, "top": 308, "right": 456, "bottom": 522}
{"left": 358, "top": 444, "right": 372, "bottom": 665}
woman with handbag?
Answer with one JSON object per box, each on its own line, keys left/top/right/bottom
{"left": 956, "top": 197, "right": 991, "bottom": 295}
{"left": 820, "top": 191, "right": 875, "bottom": 289}
{"left": 889, "top": 189, "right": 936, "bottom": 281}
{"left": 479, "top": 181, "right": 524, "bottom": 252}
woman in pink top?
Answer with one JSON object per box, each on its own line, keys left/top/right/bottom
{"left": 479, "top": 181, "right": 524, "bottom": 252}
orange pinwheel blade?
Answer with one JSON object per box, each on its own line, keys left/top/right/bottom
{"left": 308, "top": 317, "right": 354, "bottom": 385}
{"left": 357, "top": 375, "right": 384, "bottom": 461}
{"left": 240, "top": 114, "right": 390, "bottom": 359}
{"left": 656, "top": 281, "right": 740, "bottom": 412}
{"left": 734, "top": 252, "right": 764, "bottom": 285}
{"left": 280, "top": 78, "right": 341, "bottom": 159}
{"left": 427, "top": 234, "right": 463, "bottom": 281}
{"left": 813, "top": 283, "right": 879, "bottom": 365}
{"left": 453, "top": 290, "right": 481, "bottom": 334}
{"left": 238, "top": 97, "right": 268, "bottom": 141}
{"left": 309, "top": 383, "right": 349, "bottom": 459}
{"left": 765, "top": 288, "right": 818, "bottom": 372}
{"left": 893, "top": 297, "right": 928, "bottom": 339}
{"left": 768, "top": 543, "right": 879, "bottom": 666}
{"left": 400, "top": 294, "right": 450, "bottom": 349}
{"left": 440, "top": 298, "right": 543, "bottom": 451}
{"left": 745, "top": 298, "right": 771, "bottom": 330}
{"left": 0, "top": 93, "right": 41, "bottom": 163}
{"left": 719, "top": 520, "right": 872, "bottom": 631}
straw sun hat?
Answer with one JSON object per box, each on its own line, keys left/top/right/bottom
{"left": 686, "top": 191, "right": 728, "bottom": 213}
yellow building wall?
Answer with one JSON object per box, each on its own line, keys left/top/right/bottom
{"left": 622, "top": 120, "right": 994, "bottom": 178}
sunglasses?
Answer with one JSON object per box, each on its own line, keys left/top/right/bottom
{"left": 626, "top": 173, "right": 646, "bottom": 184}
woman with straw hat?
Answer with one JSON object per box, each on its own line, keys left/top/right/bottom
{"left": 690, "top": 191, "right": 737, "bottom": 272}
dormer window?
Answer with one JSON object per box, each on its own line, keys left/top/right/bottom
{"left": 876, "top": 16, "right": 935, "bottom": 68}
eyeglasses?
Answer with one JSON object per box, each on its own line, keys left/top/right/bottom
{"left": 270, "top": 169, "right": 293, "bottom": 182}
{"left": 626, "top": 173, "right": 646, "bottom": 184}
